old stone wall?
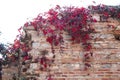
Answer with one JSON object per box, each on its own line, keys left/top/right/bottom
{"left": 24, "top": 15, "right": 120, "bottom": 80}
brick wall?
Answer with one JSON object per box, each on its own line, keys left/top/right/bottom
{"left": 2, "top": 66, "right": 18, "bottom": 80}
{"left": 24, "top": 15, "right": 120, "bottom": 80}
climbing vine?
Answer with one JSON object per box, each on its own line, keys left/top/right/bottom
{"left": 8, "top": 4, "right": 120, "bottom": 79}
{"left": 89, "top": 4, "right": 120, "bottom": 20}
{"left": 24, "top": 5, "right": 96, "bottom": 51}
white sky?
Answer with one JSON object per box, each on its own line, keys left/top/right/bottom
{"left": 0, "top": 0, "right": 120, "bottom": 44}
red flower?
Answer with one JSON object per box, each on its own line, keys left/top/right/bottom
{"left": 117, "top": 13, "right": 120, "bottom": 18}
{"left": 46, "top": 37, "right": 53, "bottom": 44}
{"left": 31, "top": 22, "right": 37, "bottom": 30}
{"left": 44, "top": 64, "right": 47, "bottom": 68}
{"left": 23, "top": 56, "right": 29, "bottom": 61}
{"left": 85, "top": 45, "right": 92, "bottom": 51}
{"left": 47, "top": 28, "right": 54, "bottom": 33}
{"left": 71, "top": 27, "right": 77, "bottom": 32}
{"left": 103, "top": 12, "right": 109, "bottom": 17}
{"left": 84, "top": 34, "right": 90, "bottom": 40}
{"left": 13, "top": 40, "right": 20, "bottom": 49}
{"left": 93, "top": 19, "right": 97, "bottom": 22}
{"left": 40, "top": 57, "right": 46, "bottom": 64}
{"left": 47, "top": 75, "right": 53, "bottom": 80}
{"left": 43, "top": 30, "right": 47, "bottom": 35}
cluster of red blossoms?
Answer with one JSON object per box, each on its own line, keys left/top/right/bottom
{"left": 24, "top": 5, "right": 96, "bottom": 52}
